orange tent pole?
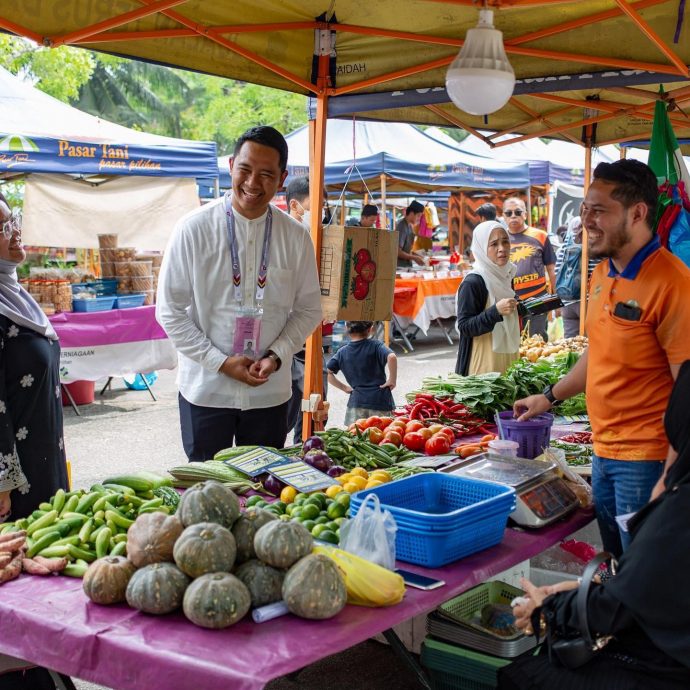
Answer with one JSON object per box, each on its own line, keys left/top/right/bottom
{"left": 0, "top": 17, "right": 42, "bottom": 43}
{"left": 509, "top": 98, "right": 583, "bottom": 145}
{"left": 424, "top": 105, "right": 494, "bottom": 142}
{"left": 579, "top": 142, "right": 593, "bottom": 336}
{"left": 487, "top": 105, "right": 578, "bottom": 139}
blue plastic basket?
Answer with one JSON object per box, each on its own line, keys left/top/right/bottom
{"left": 350, "top": 474, "right": 516, "bottom": 568}
{"left": 71, "top": 279, "right": 118, "bottom": 297}
{"left": 115, "top": 293, "right": 146, "bottom": 309}
{"left": 72, "top": 296, "right": 116, "bottom": 312}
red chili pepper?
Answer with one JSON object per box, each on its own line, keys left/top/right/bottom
{"left": 409, "top": 402, "right": 426, "bottom": 420}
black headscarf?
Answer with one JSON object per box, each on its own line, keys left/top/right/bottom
{"left": 604, "top": 360, "right": 690, "bottom": 666}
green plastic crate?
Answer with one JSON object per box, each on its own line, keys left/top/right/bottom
{"left": 421, "top": 638, "right": 511, "bottom": 690}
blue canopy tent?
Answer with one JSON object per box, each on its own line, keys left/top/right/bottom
{"left": 0, "top": 68, "right": 218, "bottom": 250}
{"left": 216, "top": 119, "right": 530, "bottom": 194}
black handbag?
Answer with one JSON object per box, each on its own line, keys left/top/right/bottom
{"left": 548, "top": 552, "right": 615, "bottom": 669}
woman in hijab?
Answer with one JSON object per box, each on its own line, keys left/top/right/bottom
{"left": 499, "top": 360, "right": 690, "bottom": 690}
{"left": 0, "top": 195, "right": 68, "bottom": 522}
{"left": 455, "top": 221, "right": 519, "bottom": 375}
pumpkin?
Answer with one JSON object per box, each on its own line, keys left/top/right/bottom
{"left": 234, "top": 559, "right": 284, "bottom": 608}
{"left": 232, "top": 508, "right": 277, "bottom": 564}
{"left": 177, "top": 480, "right": 240, "bottom": 529}
{"left": 125, "top": 562, "right": 190, "bottom": 615}
{"left": 82, "top": 556, "right": 136, "bottom": 605}
{"left": 182, "top": 572, "right": 251, "bottom": 629}
{"left": 282, "top": 554, "right": 347, "bottom": 620}
{"left": 173, "top": 522, "right": 237, "bottom": 578}
{"left": 126, "top": 511, "right": 183, "bottom": 568}
{"left": 253, "top": 520, "right": 313, "bottom": 569}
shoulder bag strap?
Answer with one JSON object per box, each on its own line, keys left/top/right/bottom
{"left": 576, "top": 551, "right": 613, "bottom": 648}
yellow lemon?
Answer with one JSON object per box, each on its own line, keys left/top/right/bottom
{"left": 350, "top": 467, "right": 369, "bottom": 479}
{"left": 369, "top": 470, "right": 392, "bottom": 483}
{"left": 337, "top": 473, "right": 353, "bottom": 485}
{"left": 347, "top": 475, "right": 368, "bottom": 491}
{"left": 326, "top": 484, "right": 344, "bottom": 498}
{"left": 280, "top": 486, "right": 298, "bottom": 504}
{"left": 365, "top": 479, "right": 384, "bottom": 489}
{"left": 342, "top": 481, "right": 361, "bottom": 494}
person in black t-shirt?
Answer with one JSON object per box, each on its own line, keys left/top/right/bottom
{"left": 326, "top": 321, "right": 397, "bottom": 425}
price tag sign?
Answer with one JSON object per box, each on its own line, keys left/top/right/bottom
{"left": 268, "top": 460, "right": 338, "bottom": 493}
{"left": 223, "top": 447, "right": 290, "bottom": 478}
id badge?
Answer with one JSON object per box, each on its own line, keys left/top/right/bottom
{"left": 232, "top": 306, "right": 263, "bottom": 359}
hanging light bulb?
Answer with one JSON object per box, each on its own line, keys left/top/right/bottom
{"left": 445, "top": 8, "right": 515, "bottom": 116}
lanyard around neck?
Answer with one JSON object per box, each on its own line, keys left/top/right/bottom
{"left": 224, "top": 193, "right": 273, "bottom": 304}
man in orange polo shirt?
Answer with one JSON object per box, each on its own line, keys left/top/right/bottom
{"left": 514, "top": 159, "right": 690, "bottom": 558}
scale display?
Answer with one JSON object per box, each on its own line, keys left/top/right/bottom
{"left": 521, "top": 478, "right": 577, "bottom": 519}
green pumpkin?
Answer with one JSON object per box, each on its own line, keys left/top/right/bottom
{"left": 125, "top": 562, "right": 190, "bottom": 615}
{"left": 177, "top": 480, "right": 240, "bottom": 529}
{"left": 282, "top": 554, "right": 347, "bottom": 620}
{"left": 234, "top": 559, "right": 284, "bottom": 608}
{"left": 253, "top": 520, "right": 313, "bottom": 569}
{"left": 173, "top": 522, "right": 237, "bottom": 578}
{"left": 183, "top": 572, "right": 251, "bottom": 629}
{"left": 232, "top": 508, "right": 278, "bottom": 564}
{"left": 126, "top": 511, "right": 184, "bottom": 568}
{"left": 82, "top": 556, "right": 136, "bottom": 605}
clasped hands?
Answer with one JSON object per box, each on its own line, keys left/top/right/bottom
{"left": 512, "top": 577, "right": 580, "bottom": 636}
{"left": 220, "top": 354, "right": 277, "bottom": 387}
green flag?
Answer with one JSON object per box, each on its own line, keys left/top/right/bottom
{"left": 648, "top": 97, "right": 690, "bottom": 187}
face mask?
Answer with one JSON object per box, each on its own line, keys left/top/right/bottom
{"left": 301, "top": 211, "right": 311, "bottom": 230}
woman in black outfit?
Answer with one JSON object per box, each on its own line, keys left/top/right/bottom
{"left": 499, "top": 360, "right": 690, "bottom": 689}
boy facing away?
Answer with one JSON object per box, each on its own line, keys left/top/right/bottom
{"left": 326, "top": 321, "right": 397, "bottom": 425}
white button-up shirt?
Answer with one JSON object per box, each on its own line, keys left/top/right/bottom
{"left": 156, "top": 198, "right": 322, "bottom": 409}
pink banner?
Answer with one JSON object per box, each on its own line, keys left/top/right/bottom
{"left": 49, "top": 305, "right": 168, "bottom": 348}
{"left": 0, "top": 510, "right": 592, "bottom": 690}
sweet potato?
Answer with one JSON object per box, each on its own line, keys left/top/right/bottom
{"left": 32, "top": 555, "right": 68, "bottom": 573}
{"left": 0, "top": 553, "right": 23, "bottom": 584}
{"left": 0, "top": 552, "right": 12, "bottom": 569}
{"left": 0, "top": 530, "right": 26, "bottom": 544}
{"left": 22, "top": 558, "right": 52, "bottom": 576}
{"left": 0, "top": 535, "right": 26, "bottom": 554}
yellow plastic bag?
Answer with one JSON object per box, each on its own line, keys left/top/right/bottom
{"left": 313, "top": 545, "right": 405, "bottom": 607}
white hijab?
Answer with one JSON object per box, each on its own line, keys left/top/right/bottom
{"left": 0, "top": 259, "right": 57, "bottom": 339}
{"left": 469, "top": 221, "right": 520, "bottom": 354}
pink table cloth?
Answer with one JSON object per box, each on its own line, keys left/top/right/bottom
{"left": 0, "top": 510, "right": 593, "bottom": 690}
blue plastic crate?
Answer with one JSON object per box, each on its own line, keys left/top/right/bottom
{"left": 72, "top": 296, "right": 116, "bottom": 312}
{"left": 71, "top": 279, "right": 117, "bottom": 297}
{"left": 350, "top": 474, "right": 515, "bottom": 527}
{"left": 115, "top": 293, "right": 146, "bottom": 309}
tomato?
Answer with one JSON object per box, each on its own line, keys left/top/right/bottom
{"left": 358, "top": 260, "right": 377, "bottom": 283}
{"left": 403, "top": 431, "right": 427, "bottom": 452}
{"left": 363, "top": 416, "right": 383, "bottom": 430}
{"left": 396, "top": 416, "right": 410, "bottom": 425}
{"left": 405, "top": 420, "right": 424, "bottom": 434}
{"left": 382, "top": 430, "right": 402, "bottom": 447}
{"left": 425, "top": 434, "right": 451, "bottom": 456}
{"left": 378, "top": 417, "right": 394, "bottom": 429}
{"left": 427, "top": 423, "right": 443, "bottom": 435}
{"left": 348, "top": 423, "right": 365, "bottom": 434}
{"left": 418, "top": 427, "right": 433, "bottom": 441}
{"left": 438, "top": 426, "right": 456, "bottom": 443}
{"left": 366, "top": 427, "right": 384, "bottom": 444}
{"left": 352, "top": 275, "right": 369, "bottom": 300}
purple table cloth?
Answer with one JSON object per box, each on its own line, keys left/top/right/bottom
{"left": 0, "top": 510, "right": 593, "bottom": 690}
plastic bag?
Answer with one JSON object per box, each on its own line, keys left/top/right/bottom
{"left": 543, "top": 447, "right": 592, "bottom": 508}
{"left": 313, "top": 544, "right": 405, "bottom": 607}
{"left": 339, "top": 493, "right": 397, "bottom": 570}
{"left": 547, "top": 316, "right": 564, "bottom": 342}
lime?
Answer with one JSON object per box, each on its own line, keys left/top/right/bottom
{"left": 307, "top": 493, "right": 327, "bottom": 508}
{"left": 294, "top": 493, "right": 308, "bottom": 504}
{"left": 279, "top": 514, "right": 291, "bottom": 521}
{"left": 317, "top": 529, "right": 339, "bottom": 545}
{"left": 254, "top": 500, "right": 268, "bottom": 509}
{"left": 326, "top": 502, "right": 347, "bottom": 520}
{"left": 285, "top": 504, "right": 297, "bottom": 516}
{"left": 290, "top": 507, "right": 303, "bottom": 520}
{"left": 325, "top": 521, "right": 340, "bottom": 532}
{"left": 245, "top": 495, "right": 263, "bottom": 508}
{"left": 299, "top": 503, "right": 320, "bottom": 521}
{"left": 314, "top": 516, "right": 329, "bottom": 525}
{"left": 311, "top": 524, "right": 328, "bottom": 538}
{"left": 334, "top": 516, "right": 348, "bottom": 526}
{"left": 334, "top": 492, "right": 351, "bottom": 509}
{"left": 302, "top": 519, "right": 317, "bottom": 532}
{"left": 271, "top": 501, "right": 287, "bottom": 514}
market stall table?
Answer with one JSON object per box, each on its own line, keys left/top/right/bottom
{"left": 0, "top": 509, "right": 592, "bottom": 690}
{"left": 49, "top": 305, "right": 177, "bottom": 412}
{"left": 393, "top": 274, "right": 463, "bottom": 349}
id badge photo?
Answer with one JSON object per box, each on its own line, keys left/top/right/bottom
{"left": 232, "top": 306, "right": 263, "bottom": 360}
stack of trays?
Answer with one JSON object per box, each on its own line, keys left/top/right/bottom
{"left": 349, "top": 474, "right": 516, "bottom": 567}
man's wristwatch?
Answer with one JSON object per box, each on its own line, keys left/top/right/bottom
{"left": 265, "top": 350, "right": 282, "bottom": 371}
{"left": 542, "top": 383, "right": 560, "bottom": 406}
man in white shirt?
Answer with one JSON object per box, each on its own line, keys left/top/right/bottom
{"left": 156, "top": 126, "right": 322, "bottom": 460}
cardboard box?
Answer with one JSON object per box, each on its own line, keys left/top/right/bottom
{"left": 320, "top": 225, "right": 398, "bottom": 321}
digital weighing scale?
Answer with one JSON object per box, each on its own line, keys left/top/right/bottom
{"left": 440, "top": 453, "right": 579, "bottom": 528}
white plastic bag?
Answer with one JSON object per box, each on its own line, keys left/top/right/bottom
{"left": 339, "top": 493, "right": 397, "bottom": 570}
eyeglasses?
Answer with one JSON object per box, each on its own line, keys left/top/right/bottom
{"left": 503, "top": 209, "right": 524, "bottom": 217}
{"left": 1, "top": 211, "right": 21, "bottom": 240}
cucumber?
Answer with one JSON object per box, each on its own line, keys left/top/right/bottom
{"left": 68, "top": 544, "right": 96, "bottom": 563}
{"left": 110, "top": 541, "right": 127, "bottom": 557}
{"left": 27, "top": 530, "right": 61, "bottom": 558}
{"left": 95, "top": 527, "right": 112, "bottom": 559}
{"left": 62, "top": 562, "right": 89, "bottom": 578}
{"left": 101, "top": 475, "right": 154, "bottom": 493}
{"left": 26, "top": 510, "right": 58, "bottom": 536}
{"left": 52, "top": 489, "right": 66, "bottom": 514}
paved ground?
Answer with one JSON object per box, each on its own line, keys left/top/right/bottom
{"left": 58, "top": 323, "right": 597, "bottom": 690}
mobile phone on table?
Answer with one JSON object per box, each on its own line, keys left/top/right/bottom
{"left": 395, "top": 568, "right": 446, "bottom": 590}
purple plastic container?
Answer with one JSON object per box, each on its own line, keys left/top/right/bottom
{"left": 497, "top": 411, "right": 554, "bottom": 459}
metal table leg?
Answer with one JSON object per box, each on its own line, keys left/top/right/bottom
{"left": 99, "top": 377, "right": 113, "bottom": 396}
{"left": 140, "top": 374, "right": 157, "bottom": 402}
{"left": 391, "top": 315, "right": 415, "bottom": 353}
{"left": 436, "top": 318, "right": 454, "bottom": 345}
{"left": 60, "top": 384, "right": 80, "bottom": 417}
{"left": 381, "top": 628, "right": 431, "bottom": 690}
